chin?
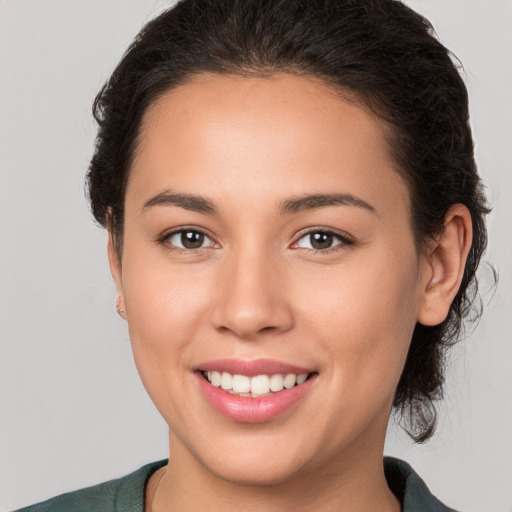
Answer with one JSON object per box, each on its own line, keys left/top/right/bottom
{"left": 183, "top": 429, "right": 318, "bottom": 486}
{"left": 205, "top": 453, "right": 309, "bottom": 487}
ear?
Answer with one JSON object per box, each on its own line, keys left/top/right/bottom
{"left": 417, "top": 204, "right": 473, "bottom": 326}
{"left": 107, "top": 226, "right": 126, "bottom": 320}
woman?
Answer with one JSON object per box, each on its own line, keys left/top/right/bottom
{"left": 12, "top": 0, "right": 491, "bottom": 510}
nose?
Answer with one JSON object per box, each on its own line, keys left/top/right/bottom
{"left": 210, "top": 248, "right": 294, "bottom": 340}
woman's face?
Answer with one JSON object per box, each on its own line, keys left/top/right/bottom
{"left": 112, "top": 73, "right": 430, "bottom": 484}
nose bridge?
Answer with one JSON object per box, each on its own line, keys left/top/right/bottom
{"left": 211, "top": 239, "right": 293, "bottom": 339}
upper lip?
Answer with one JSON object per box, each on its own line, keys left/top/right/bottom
{"left": 195, "top": 359, "right": 315, "bottom": 377}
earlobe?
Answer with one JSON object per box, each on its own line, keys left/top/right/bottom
{"left": 107, "top": 228, "right": 126, "bottom": 319}
{"left": 418, "top": 204, "right": 473, "bottom": 326}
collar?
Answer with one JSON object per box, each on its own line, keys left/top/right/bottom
{"left": 384, "top": 457, "right": 459, "bottom": 511}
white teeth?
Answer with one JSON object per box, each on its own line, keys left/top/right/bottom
{"left": 220, "top": 372, "right": 233, "bottom": 390}
{"left": 232, "top": 374, "right": 251, "bottom": 393}
{"left": 283, "top": 373, "right": 297, "bottom": 389}
{"left": 211, "top": 371, "right": 221, "bottom": 387}
{"left": 269, "top": 374, "right": 284, "bottom": 392}
{"left": 251, "top": 375, "right": 270, "bottom": 395}
{"left": 204, "top": 370, "right": 311, "bottom": 396}
{"left": 296, "top": 373, "right": 308, "bottom": 385}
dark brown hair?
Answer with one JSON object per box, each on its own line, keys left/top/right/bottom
{"left": 87, "top": 0, "right": 490, "bottom": 442}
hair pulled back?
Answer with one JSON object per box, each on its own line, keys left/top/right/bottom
{"left": 87, "top": 0, "right": 489, "bottom": 442}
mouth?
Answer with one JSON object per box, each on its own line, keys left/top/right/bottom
{"left": 199, "top": 370, "right": 315, "bottom": 397}
{"left": 194, "top": 359, "right": 318, "bottom": 423}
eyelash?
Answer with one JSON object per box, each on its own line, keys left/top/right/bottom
{"left": 158, "top": 227, "right": 354, "bottom": 255}
{"left": 157, "top": 227, "right": 218, "bottom": 255}
{"left": 292, "top": 228, "right": 355, "bottom": 254}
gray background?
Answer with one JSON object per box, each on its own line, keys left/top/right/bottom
{"left": 0, "top": 1, "right": 510, "bottom": 510}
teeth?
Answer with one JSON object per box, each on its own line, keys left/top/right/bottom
{"left": 251, "top": 375, "right": 270, "bottom": 395}
{"left": 211, "top": 371, "right": 221, "bottom": 387}
{"left": 220, "top": 372, "right": 232, "bottom": 390}
{"left": 296, "top": 373, "right": 308, "bottom": 385}
{"left": 232, "top": 374, "right": 251, "bottom": 393}
{"left": 204, "top": 371, "right": 310, "bottom": 396}
{"left": 283, "top": 373, "right": 297, "bottom": 389}
{"left": 269, "top": 374, "right": 284, "bottom": 392}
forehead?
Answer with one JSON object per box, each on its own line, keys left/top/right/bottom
{"left": 127, "top": 72, "right": 409, "bottom": 217}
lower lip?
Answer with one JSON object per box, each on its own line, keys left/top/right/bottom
{"left": 196, "top": 372, "right": 317, "bottom": 423}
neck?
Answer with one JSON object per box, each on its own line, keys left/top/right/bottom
{"left": 148, "top": 431, "right": 400, "bottom": 512}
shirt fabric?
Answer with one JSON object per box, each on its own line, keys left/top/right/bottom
{"left": 13, "top": 457, "right": 459, "bottom": 512}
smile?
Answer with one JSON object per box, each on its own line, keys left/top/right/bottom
{"left": 202, "top": 371, "right": 310, "bottom": 397}
{"left": 195, "top": 359, "right": 318, "bottom": 423}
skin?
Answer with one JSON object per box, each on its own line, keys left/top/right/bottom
{"left": 108, "top": 73, "right": 472, "bottom": 512}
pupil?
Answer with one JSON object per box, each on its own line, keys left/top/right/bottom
{"left": 311, "top": 232, "right": 333, "bottom": 250}
{"left": 181, "top": 231, "right": 204, "bottom": 249}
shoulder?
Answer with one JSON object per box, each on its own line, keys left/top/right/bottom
{"left": 384, "top": 457, "right": 460, "bottom": 512}
{"left": 12, "top": 460, "right": 167, "bottom": 512}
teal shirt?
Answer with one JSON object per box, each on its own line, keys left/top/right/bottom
{"left": 13, "top": 457, "right": 459, "bottom": 511}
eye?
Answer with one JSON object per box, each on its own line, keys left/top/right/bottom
{"left": 294, "top": 230, "right": 353, "bottom": 252}
{"left": 164, "top": 229, "right": 217, "bottom": 250}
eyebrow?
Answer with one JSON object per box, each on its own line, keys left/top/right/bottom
{"left": 142, "top": 190, "right": 376, "bottom": 216}
{"left": 142, "top": 191, "right": 218, "bottom": 214}
{"left": 279, "top": 193, "right": 377, "bottom": 216}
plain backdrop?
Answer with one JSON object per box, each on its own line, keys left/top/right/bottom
{"left": 0, "top": 1, "right": 511, "bottom": 510}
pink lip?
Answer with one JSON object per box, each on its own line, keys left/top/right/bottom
{"left": 196, "top": 358, "right": 314, "bottom": 377}
{"left": 194, "top": 359, "right": 318, "bottom": 424}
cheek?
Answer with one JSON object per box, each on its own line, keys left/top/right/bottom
{"left": 298, "top": 246, "right": 420, "bottom": 395}
{"left": 118, "top": 245, "right": 214, "bottom": 392}
{"left": 122, "top": 236, "right": 211, "bottom": 328}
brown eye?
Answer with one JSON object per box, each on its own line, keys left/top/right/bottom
{"left": 295, "top": 230, "right": 351, "bottom": 251}
{"left": 309, "top": 232, "right": 334, "bottom": 250}
{"left": 167, "top": 230, "right": 214, "bottom": 250}
{"left": 181, "top": 231, "right": 204, "bottom": 248}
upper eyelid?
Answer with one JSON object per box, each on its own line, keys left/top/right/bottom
{"left": 160, "top": 226, "right": 353, "bottom": 248}
{"left": 294, "top": 227, "right": 353, "bottom": 242}
{"left": 159, "top": 227, "right": 218, "bottom": 251}
{"left": 162, "top": 226, "right": 215, "bottom": 240}
{"left": 290, "top": 229, "right": 355, "bottom": 254}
